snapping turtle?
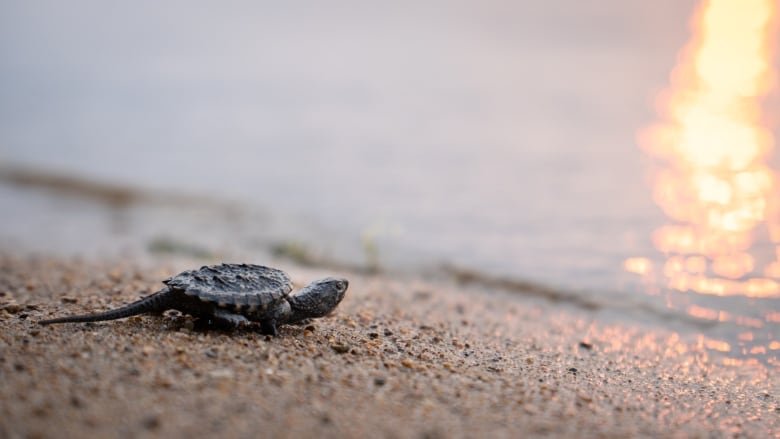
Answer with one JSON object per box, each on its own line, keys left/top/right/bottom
{"left": 40, "top": 263, "right": 348, "bottom": 335}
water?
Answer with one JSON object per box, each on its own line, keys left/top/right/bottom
{"left": 1, "top": 1, "right": 778, "bottom": 364}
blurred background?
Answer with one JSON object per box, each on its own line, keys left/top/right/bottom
{"left": 1, "top": 0, "right": 778, "bottom": 364}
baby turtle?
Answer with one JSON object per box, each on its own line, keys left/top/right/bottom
{"left": 40, "top": 263, "right": 348, "bottom": 335}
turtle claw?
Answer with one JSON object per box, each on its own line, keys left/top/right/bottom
{"left": 260, "top": 320, "right": 278, "bottom": 336}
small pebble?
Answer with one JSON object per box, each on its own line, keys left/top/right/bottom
{"left": 3, "top": 303, "right": 22, "bottom": 314}
{"left": 141, "top": 415, "right": 160, "bottom": 430}
{"left": 108, "top": 270, "right": 122, "bottom": 282}
{"left": 413, "top": 290, "right": 432, "bottom": 300}
{"left": 374, "top": 376, "right": 387, "bottom": 386}
{"left": 32, "top": 403, "right": 50, "bottom": 417}
{"left": 579, "top": 342, "right": 593, "bottom": 350}
{"left": 208, "top": 369, "right": 235, "bottom": 379}
{"left": 568, "top": 368, "right": 578, "bottom": 374}
{"left": 70, "top": 396, "right": 83, "bottom": 408}
{"left": 331, "top": 343, "right": 350, "bottom": 354}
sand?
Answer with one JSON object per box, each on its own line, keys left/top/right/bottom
{"left": 0, "top": 254, "right": 778, "bottom": 438}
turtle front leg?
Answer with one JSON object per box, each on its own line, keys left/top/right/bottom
{"left": 258, "top": 300, "right": 292, "bottom": 336}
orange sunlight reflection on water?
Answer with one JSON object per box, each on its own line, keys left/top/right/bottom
{"left": 626, "top": 0, "right": 779, "bottom": 363}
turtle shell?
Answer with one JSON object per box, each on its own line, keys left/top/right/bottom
{"left": 163, "top": 263, "right": 292, "bottom": 313}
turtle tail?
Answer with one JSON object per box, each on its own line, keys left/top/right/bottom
{"left": 39, "top": 289, "right": 173, "bottom": 325}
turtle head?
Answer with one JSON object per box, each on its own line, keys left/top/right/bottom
{"left": 287, "top": 277, "right": 348, "bottom": 323}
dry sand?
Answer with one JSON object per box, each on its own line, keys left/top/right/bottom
{"left": 1, "top": 254, "right": 778, "bottom": 438}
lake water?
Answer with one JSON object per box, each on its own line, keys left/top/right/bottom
{"left": 1, "top": 0, "right": 778, "bottom": 365}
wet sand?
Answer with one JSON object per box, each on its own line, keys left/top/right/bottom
{"left": 1, "top": 254, "right": 778, "bottom": 438}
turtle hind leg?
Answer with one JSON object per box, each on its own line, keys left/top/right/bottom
{"left": 195, "top": 309, "right": 250, "bottom": 331}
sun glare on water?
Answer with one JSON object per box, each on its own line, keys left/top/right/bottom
{"left": 626, "top": 0, "right": 779, "bottom": 363}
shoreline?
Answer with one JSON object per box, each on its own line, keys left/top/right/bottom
{"left": 2, "top": 171, "right": 778, "bottom": 365}
{"left": 1, "top": 253, "right": 777, "bottom": 438}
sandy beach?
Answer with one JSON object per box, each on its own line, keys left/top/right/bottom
{"left": 2, "top": 1, "right": 779, "bottom": 437}
{"left": 1, "top": 253, "right": 777, "bottom": 438}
